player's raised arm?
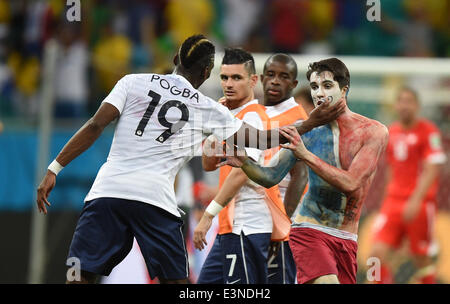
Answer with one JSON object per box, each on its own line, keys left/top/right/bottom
{"left": 36, "top": 102, "right": 120, "bottom": 214}
{"left": 280, "top": 124, "right": 389, "bottom": 196}
{"left": 227, "top": 98, "right": 345, "bottom": 150}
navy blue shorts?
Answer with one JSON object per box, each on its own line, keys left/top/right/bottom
{"left": 267, "top": 240, "right": 297, "bottom": 284}
{"left": 67, "top": 197, "right": 189, "bottom": 280}
{"left": 197, "top": 232, "right": 271, "bottom": 284}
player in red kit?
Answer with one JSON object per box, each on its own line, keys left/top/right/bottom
{"left": 370, "top": 87, "right": 446, "bottom": 284}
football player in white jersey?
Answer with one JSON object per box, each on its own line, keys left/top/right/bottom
{"left": 36, "top": 34, "right": 345, "bottom": 284}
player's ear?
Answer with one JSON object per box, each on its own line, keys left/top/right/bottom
{"left": 203, "top": 65, "right": 212, "bottom": 81}
{"left": 203, "top": 59, "right": 214, "bottom": 81}
{"left": 250, "top": 74, "right": 258, "bottom": 88}
{"left": 342, "top": 85, "right": 349, "bottom": 97}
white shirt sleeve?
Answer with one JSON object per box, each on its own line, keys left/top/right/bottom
{"left": 102, "top": 75, "right": 133, "bottom": 114}
{"left": 203, "top": 98, "right": 243, "bottom": 141}
{"left": 240, "top": 112, "right": 264, "bottom": 162}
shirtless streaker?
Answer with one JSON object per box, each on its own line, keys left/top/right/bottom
{"left": 220, "top": 58, "right": 389, "bottom": 284}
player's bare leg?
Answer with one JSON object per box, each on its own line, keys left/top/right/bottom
{"left": 308, "top": 274, "right": 340, "bottom": 284}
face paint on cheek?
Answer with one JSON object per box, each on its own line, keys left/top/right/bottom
{"left": 327, "top": 86, "right": 343, "bottom": 106}
{"left": 311, "top": 87, "right": 341, "bottom": 106}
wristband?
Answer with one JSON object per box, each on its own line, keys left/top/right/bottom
{"left": 205, "top": 200, "right": 223, "bottom": 217}
{"left": 48, "top": 160, "right": 64, "bottom": 176}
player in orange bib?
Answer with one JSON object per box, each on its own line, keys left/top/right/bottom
{"left": 194, "top": 48, "right": 307, "bottom": 284}
{"left": 370, "top": 87, "right": 446, "bottom": 284}
{"left": 261, "top": 54, "right": 309, "bottom": 284}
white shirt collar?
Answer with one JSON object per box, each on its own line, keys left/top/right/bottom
{"left": 230, "top": 99, "right": 260, "bottom": 115}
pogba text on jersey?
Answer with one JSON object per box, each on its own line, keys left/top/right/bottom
{"left": 150, "top": 74, "right": 200, "bottom": 102}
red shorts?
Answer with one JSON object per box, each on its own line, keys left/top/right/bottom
{"left": 372, "top": 197, "right": 437, "bottom": 256}
{"left": 289, "top": 227, "right": 358, "bottom": 284}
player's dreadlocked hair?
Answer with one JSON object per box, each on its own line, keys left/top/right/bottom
{"left": 221, "top": 48, "right": 256, "bottom": 75}
{"left": 178, "top": 34, "right": 215, "bottom": 71}
{"left": 306, "top": 58, "right": 350, "bottom": 90}
{"left": 264, "top": 53, "right": 298, "bottom": 80}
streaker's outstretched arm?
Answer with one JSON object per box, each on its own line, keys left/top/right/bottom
{"left": 220, "top": 148, "right": 298, "bottom": 189}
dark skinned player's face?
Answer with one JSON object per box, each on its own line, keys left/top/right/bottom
{"left": 261, "top": 61, "right": 298, "bottom": 106}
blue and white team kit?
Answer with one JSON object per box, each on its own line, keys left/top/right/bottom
{"left": 68, "top": 73, "right": 243, "bottom": 280}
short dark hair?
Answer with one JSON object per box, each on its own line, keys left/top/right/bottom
{"left": 178, "top": 34, "right": 215, "bottom": 71}
{"left": 264, "top": 53, "right": 298, "bottom": 80}
{"left": 397, "top": 86, "right": 419, "bottom": 103}
{"left": 306, "top": 58, "right": 350, "bottom": 89}
{"left": 221, "top": 47, "right": 256, "bottom": 75}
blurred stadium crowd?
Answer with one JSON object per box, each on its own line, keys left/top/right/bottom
{"left": 0, "top": 0, "right": 449, "bottom": 119}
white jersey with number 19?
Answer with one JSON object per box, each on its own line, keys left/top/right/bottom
{"left": 84, "top": 73, "right": 243, "bottom": 217}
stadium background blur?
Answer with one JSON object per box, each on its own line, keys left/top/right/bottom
{"left": 0, "top": 0, "right": 449, "bottom": 284}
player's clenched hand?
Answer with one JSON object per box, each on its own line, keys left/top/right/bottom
{"left": 216, "top": 144, "right": 248, "bottom": 168}
{"left": 193, "top": 213, "right": 214, "bottom": 250}
{"left": 280, "top": 126, "right": 308, "bottom": 160}
{"left": 36, "top": 171, "right": 56, "bottom": 214}
{"left": 308, "top": 97, "right": 345, "bottom": 127}
{"left": 218, "top": 96, "right": 228, "bottom": 107}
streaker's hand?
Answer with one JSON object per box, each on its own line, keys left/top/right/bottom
{"left": 216, "top": 144, "right": 248, "bottom": 168}
{"left": 36, "top": 171, "right": 56, "bottom": 214}
{"left": 193, "top": 212, "right": 214, "bottom": 250}
{"left": 308, "top": 95, "right": 346, "bottom": 128}
{"left": 280, "top": 126, "right": 308, "bottom": 160}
